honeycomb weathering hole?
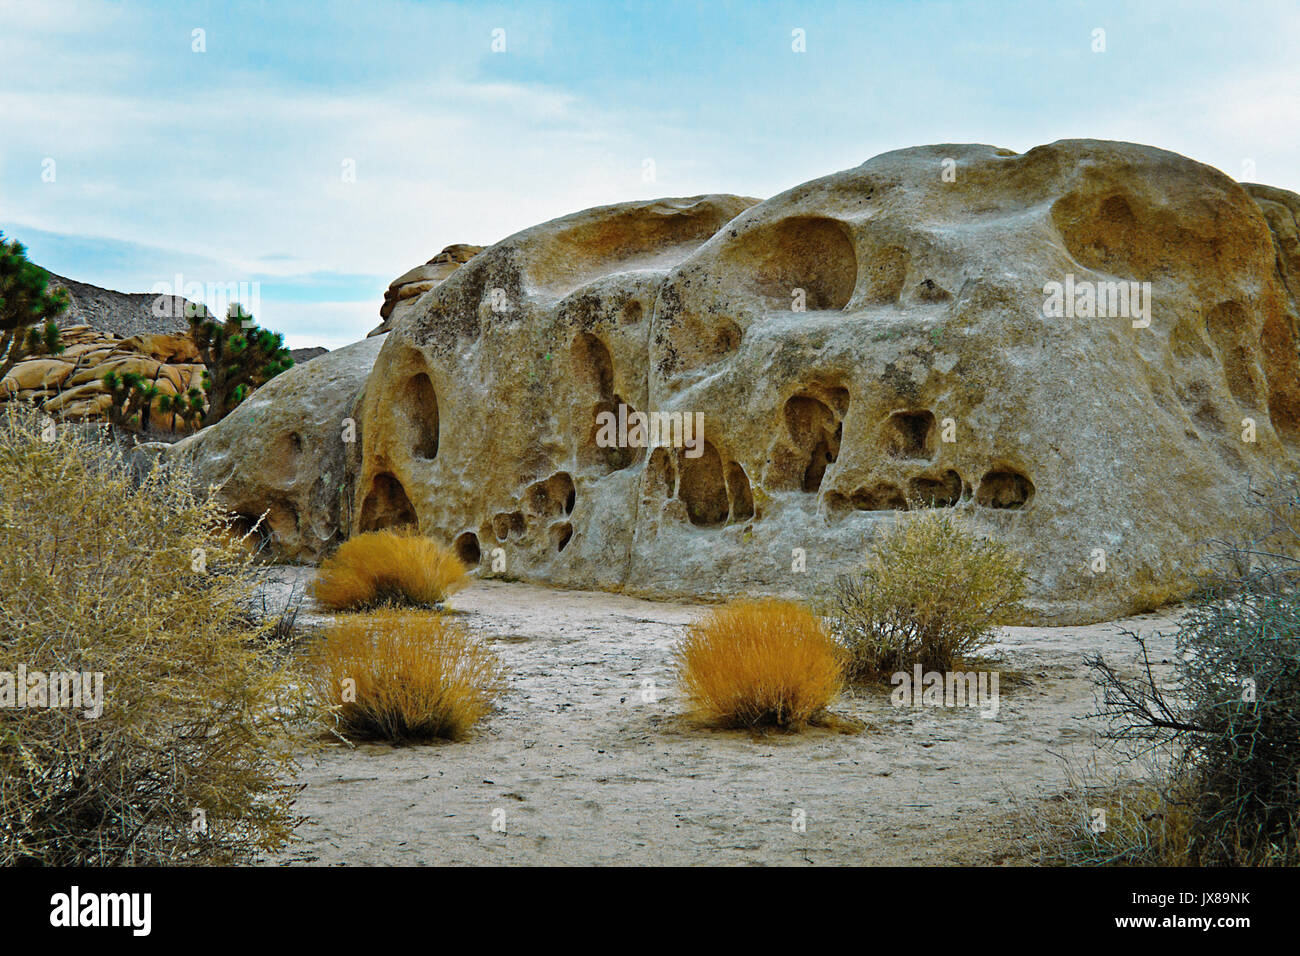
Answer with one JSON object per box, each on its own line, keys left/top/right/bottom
{"left": 908, "top": 470, "right": 963, "bottom": 508}
{"left": 454, "top": 531, "right": 481, "bottom": 566}
{"left": 976, "top": 469, "right": 1034, "bottom": 509}
{"left": 400, "top": 372, "right": 440, "bottom": 460}
{"left": 491, "top": 511, "right": 526, "bottom": 540}
{"left": 731, "top": 216, "right": 857, "bottom": 311}
{"left": 853, "top": 483, "right": 908, "bottom": 511}
{"left": 725, "top": 461, "right": 754, "bottom": 522}
{"left": 677, "top": 442, "right": 729, "bottom": 527}
{"left": 551, "top": 522, "right": 573, "bottom": 552}
{"left": 1205, "top": 301, "right": 1262, "bottom": 409}
{"left": 774, "top": 394, "right": 841, "bottom": 492}
{"left": 524, "top": 472, "right": 576, "bottom": 518}
{"left": 573, "top": 332, "right": 615, "bottom": 398}
{"left": 359, "top": 473, "right": 418, "bottom": 531}
{"left": 883, "top": 409, "right": 936, "bottom": 459}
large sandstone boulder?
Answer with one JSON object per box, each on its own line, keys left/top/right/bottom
{"left": 156, "top": 335, "right": 385, "bottom": 559}
{"left": 349, "top": 142, "right": 1300, "bottom": 623}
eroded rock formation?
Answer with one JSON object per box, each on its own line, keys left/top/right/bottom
{"left": 157, "top": 336, "right": 384, "bottom": 559}
{"left": 173, "top": 141, "right": 1300, "bottom": 622}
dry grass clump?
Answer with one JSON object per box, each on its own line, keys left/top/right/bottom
{"left": 826, "top": 510, "right": 1027, "bottom": 682}
{"left": 1028, "top": 776, "right": 1196, "bottom": 867}
{"left": 311, "top": 528, "right": 469, "bottom": 611}
{"left": 308, "top": 609, "right": 505, "bottom": 743}
{"left": 0, "top": 407, "right": 304, "bottom": 865}
{"left": 673, "top": 599, "right": 844, "bottom": 730}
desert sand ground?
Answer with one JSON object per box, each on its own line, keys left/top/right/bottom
{"left": 262, "top": 568, "right": 1178, "bottom": 866}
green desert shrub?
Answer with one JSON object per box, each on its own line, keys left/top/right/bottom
{"left": 1048, "top": 477, "right": 1300, "bottom": 866}
{"left": 826, "top": 510, "right": 1027, "bottom": 681}
{"left": 0, "top": 406, "right": 305, "bottom": 864}
{"left": 1083, "top": 577, "right": 1300, "bottom": 864}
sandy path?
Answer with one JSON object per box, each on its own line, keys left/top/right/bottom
{"left": 266, "top": 573, "right": 1178, "bottom": 866}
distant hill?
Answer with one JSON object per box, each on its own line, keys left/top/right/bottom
{"left": 45, "top": 273, "right": 194, "bottom": 338}
{"left": 41, "top": 271, "right": 329, "bottom": 364}
{"left": 290, "top": 346, "right": 328, "bottom": 364}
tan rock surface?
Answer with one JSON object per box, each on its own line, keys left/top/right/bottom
{"left": 351, "top": 143, "right": 1299, "bottom": 623}
{"left": 156, "top": 335, "right": 386, "bottom": 559}
{"left": 369, "top": 242, "right": 485, "bottom": 336}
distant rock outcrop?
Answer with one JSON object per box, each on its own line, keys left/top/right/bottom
{"left": 2, "top": 271, "right": 330, "bottom": 434}
{"left": 164, "top": 140, "right": 1300, "bottom": 623}
{"left": 1, "top": 325, "right": 204, "bottom": 430}
{"left": 368, "top": 243, "right": 484, "bottom": 337}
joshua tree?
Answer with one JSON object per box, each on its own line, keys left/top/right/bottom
{"left": 187, "top": 303, "right": 293, "bottom": 427}
{"left": 158, "top": 387, "right": 205, "bottom": 431}
{"left": 103, "top": 370, "right": 148, "bottom": 429}
{"left": 0, "top": 233, "right": 68, "bottom": 381}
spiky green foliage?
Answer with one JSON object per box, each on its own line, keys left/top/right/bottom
{"left": 158, "top": 387, "right": 205, "bottom": 431}
{"left": 0, "top": 233, "right": 68, "bottom": 382}
{"left": 187, "top": 304, "right": 293, "bottom": 427}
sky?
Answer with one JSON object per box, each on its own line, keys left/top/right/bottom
{"left": 1, "top": 0, "right": 1297, "bottom": 348}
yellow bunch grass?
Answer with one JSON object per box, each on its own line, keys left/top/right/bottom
{"left": 311, "top": 529, "right": 469, "bottom": 610}
{"left": 309, "top": 609, "right": 505, "bottom": 742}
{"left": 674, "top": 599, "right": 845, "bottom": 729}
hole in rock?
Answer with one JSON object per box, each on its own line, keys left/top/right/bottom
{"left": 914, "top": 278, "right": 951, "bottom": 303}
{"left": 524, "top": 472, "right": 576, "bottom": 518}
{"left": 732, "top": 216, "right": 857, "bottom": 311}
{"left": 454, "top": 532, "right": 481, "bottom": 566}
{"left": 677, "top": 442, "right": 729, "bottom": 527}
{"left": 863, "top": 244, "right": 910, "bottom": 305}
{"left": 1050, "top": 190, "right": 1153, "bottom": 280}
{"left": 781, "top": 395, "right": 840, "bottom": 492}
{"left": 1205, "top": 301, "right": 1262, "bottom": 409}
{"left": 263, "top": 501, "right": 299, "bottom": 540}
{"left": 400, "top": 372, "right": 440, "bottom": 459}
{"left": 524, "top": 199, "right": 747, "bottom": 300}
{"left": 359, "top": 473, "right": 418, "bottom": 531}
{"left": 573, "top": 332, "right": 615, "bottom": 399}
{"left": 582, "top": 399, "right": 639, "bottom": 472}
{"left": 908, "top": 470, "right": 963, "bottom": 508}
{"left": 883, "top": 409, "right": 936, "bottom": 459}
{"left": 725, "top": 461, "right": 754, "bottom": 522}
{"left": 976, "top": 469, "right": 1034, "bottom": 510}
{"left": 850, "top": 483, "right": 908, "bottom": 511}
{"left": 551, "top": 522, "right": 573, "bottom": 552}
{"left": 646, "top": 446, "right": 677, "bottom": 500}
{"left": 228, "top": 513, "right": 270, "bottom": 552}
{"left": 491, "top": 511, "right": 526, "bottom": 541}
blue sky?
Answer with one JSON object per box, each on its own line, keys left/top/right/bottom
{"left": 2, "top": 0, "right": 1297, "bottom": 348}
